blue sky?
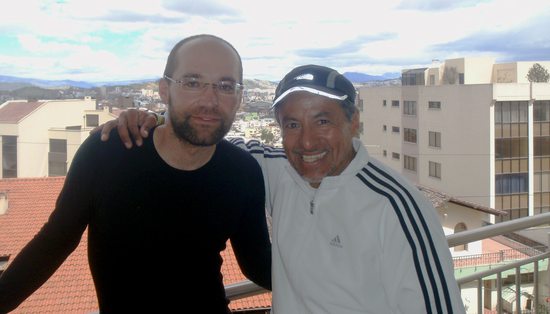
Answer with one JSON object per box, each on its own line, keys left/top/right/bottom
{"left": 1, "top": 0, "right": 549, "bottom": 82}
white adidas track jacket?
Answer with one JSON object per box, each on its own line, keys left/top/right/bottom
{"left": 229, "top": 138, "right": 465, "bottom": 314}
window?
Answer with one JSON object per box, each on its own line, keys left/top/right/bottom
{"left": 383, "top": 100, "right": 387, "bottom": 107}
{"left": 383, "top": 150, "right": 387, "bottom": 157}
{"left": 429, "top": 161, "right": 441, "bottom": 179}
{"left": 534, "top": 100, "right": 550, "bottom": 122}
{"left": 2, "top": 136, "right": 17, "bottom": 178}
{"left": 428, "top": 101, "right": 441, "bottom": 109}
{"left": 534, "top": 137, "right": 550, "bottom": 156}
{"left": 403, "top": 101, "right": 417, "bottom": 116}
{"left": 0, "top": 192, "right": 7, "bottom": 215}
{"left": 459, "top": 73, "right": 464, "bottom": 84}
{"left": 496, "top": 173, "right": 529, "bottom": 194}
{"left": 358, "top": 99, "right": 364, "bottom": 112}
{"left": 392, "top": 126, "right": 400, "bottom": 133}
{"left": 86, "top": 114, "right": 99, "bottom": 127}
{"left": 359, "top": 122, "right": 364, "bottom": 135}
{"left": 495, "top": 138, "right": 528, "bottom": 158}
{"left": 49, "top": 139, "right": 67, "bottom": 177}
{"left": 495, "top": 100, "right": 530, "bottom": 221}
{"left": 383, "top": 125, "right": 387, "bottom": 131}
{"left": 392, "top": 152, "right": 400, "bottom": 160}
{"left": 0, "top": 255, "right": 9, "bottom": 276}
{"left": 534, "top": 101, "right": 550, "bottom": 215}
{"left": 429, "top": 131, "right": 441, "bottom": 148}
{"left": 391, "top": 100, "right": 399, "bottom": 107}
{"left": 404, "top": 128, "right": 417, "bottom": 143}
{"left": 404, "top": 155, "right": 417, "bottom": 172}
{"left": 429, "top": 75, "right": 435, "bottom": 85}
{"left": 495, "top": 101, "right": 528, "bottom": 123}
{"left": 401, "top": 69, "right": 425, "bottom": 86}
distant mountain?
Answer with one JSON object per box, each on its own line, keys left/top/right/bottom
{"left": 0, "top": 72, "right": 400, "bottom": 91}
{"left": 343, "top": 72, "right": 400, "bottom": 83}
{"left": 244, "top": 78, "right": 277, "bottom": 90}
{"left": 0, "top": 75, "right": 158, "bottom": 90}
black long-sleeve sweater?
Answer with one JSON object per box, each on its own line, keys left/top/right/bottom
{"left": 0, "top": 128, "right": 271, "bottom": 313}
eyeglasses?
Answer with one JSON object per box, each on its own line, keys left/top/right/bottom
{"left": 164, "top": 75, "right": 244, "bottom": 96}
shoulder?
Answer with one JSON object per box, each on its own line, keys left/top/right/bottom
{"left": 218, "top": 139, "right": 258, "bottom": 165}
{"left": 357, "top": 157, "right": 429, "bottom": 204}
{"left": 216, "top": 140, "right": 263, "bottom": 178}
{"left": 74, "top": 128, "right": 133, "bottom": 164}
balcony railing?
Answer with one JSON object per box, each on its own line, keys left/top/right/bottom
{"left": 226, "top": 211, "right": 550, "bottom": 313}
{"left": 453, "top": 247, "right": 545, "bottom": 268}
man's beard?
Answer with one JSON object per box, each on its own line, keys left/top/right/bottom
{"left": 168, "top": 101, "right": 232, "bottom": 146}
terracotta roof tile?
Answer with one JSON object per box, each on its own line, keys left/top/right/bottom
{"left": 0, "top": 102, "right": 44, "bottom": 123}
{"left": 0, "top": 177, "right": 97, "bottom": 314}
{"left": 417, "top": 185, "right": 506, "bottom": 215}
{"left": 0, "top": 177, "right": 272, "bottom": 312}
{"left": 221, "top": 242, "right": 272, "bottom": 311}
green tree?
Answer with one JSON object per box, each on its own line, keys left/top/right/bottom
{"left": 260, "top": 128, "right": 275, "bottom": 144}
{"left": 526, "top": 63, "right": 550, "bottom": 83}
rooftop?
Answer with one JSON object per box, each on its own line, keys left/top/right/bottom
{"left": 0, "top": 177, "right": 270, "bottom": 312}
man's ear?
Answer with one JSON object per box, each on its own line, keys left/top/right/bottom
{"left": 159, "top": 78, "right": 170, "bottom": 104}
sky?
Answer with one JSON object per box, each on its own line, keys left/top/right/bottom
{"left": 1, "top": 0, "right": 549, "bottom": 83}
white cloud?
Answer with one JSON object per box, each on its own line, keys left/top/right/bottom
{"left": 1, "top": 0, "right": 549, "bottom": 81}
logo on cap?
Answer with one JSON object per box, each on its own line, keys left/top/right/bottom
{"left": 294, "top": 73, "right": 314, "bottom": 81}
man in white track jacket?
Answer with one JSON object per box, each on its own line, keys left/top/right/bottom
{"left": 100, "top": 64, "right": 466, "bottom": 314}
{"left": 228, "top": 65, "right": 465, "bottom": 314}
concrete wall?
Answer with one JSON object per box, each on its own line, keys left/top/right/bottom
{"left": 1, "top": 98, "right": 96, "bottom": 178}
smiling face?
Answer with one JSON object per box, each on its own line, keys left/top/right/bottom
{"left": 277, "top": 91, "right": 359, "bottom": 188}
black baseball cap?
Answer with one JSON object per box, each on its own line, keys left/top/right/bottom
{"left": 271, "top": 64, "right": 356, "bottom": 108}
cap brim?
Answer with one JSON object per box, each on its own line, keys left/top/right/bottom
{"left": 271, "top": 86, "right": 348, "bottom": 109}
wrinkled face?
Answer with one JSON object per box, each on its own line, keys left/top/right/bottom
{"left": 277, "top": 92, "right": 359, "bottom": 188}
{"left": 160, "top": 37, "right": 242, "bottom": 146}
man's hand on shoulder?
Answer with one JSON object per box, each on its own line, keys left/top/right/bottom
{"left": 89, "top": 109, "right": 159, "bottom": 148}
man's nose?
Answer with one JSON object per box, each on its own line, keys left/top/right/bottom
{"left": 199, "top": 83, "right": 219, "bottom": 105}
{"left": 299, "top": 126, "right": 316, "bottom": 150}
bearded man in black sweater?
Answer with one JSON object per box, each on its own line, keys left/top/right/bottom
{"left": 0, "top": 34, "right": 271, "bottom": 313}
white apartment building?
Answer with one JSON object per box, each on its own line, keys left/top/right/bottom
{"left": 0, "top": 98, "right": 117, "bottom": 178}
{"left": 358, "top": 57, "right": 550, "bottom": 224}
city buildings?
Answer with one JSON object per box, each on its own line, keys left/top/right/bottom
{"left": 357, "top": 57, "right": 550, "bottom": 225}
{"left": 1, "top": 60, "right": 549, "bottom": 312}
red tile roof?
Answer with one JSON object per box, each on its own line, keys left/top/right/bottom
{"left": 0, "top": 177, "right": 97, "bottom": 314}
{"left": 221, "top": 242, "right": 272, "bottom": 311}
{"left": 0, "top": 101, "right": 44, "bottom": 123}
{"left": 418, "top": 185, "right": 506, "bottom": 215}
{"left": 0, "top": 177, "right": 271, "bottom": 312}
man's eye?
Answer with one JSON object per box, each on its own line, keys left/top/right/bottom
{"left": 318, "top": 119, "right": 330, "bottom": 125}
{"left": 218, "top": 82, "right": 236, "bottom": 92}
{"left": 184, "top": 80, "right": 202, "bottom": 88}
{"left": 285, "top": 122, "right": 299, "bottom": 129}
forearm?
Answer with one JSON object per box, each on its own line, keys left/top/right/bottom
{"left": 231, "top": 163, "right": 272, "bottom": 290}
{"left": 0, "top": 226, "right": 83, "bottom": 312}
{"left": 232, "top": 239, "right": 272, "bottom": 290}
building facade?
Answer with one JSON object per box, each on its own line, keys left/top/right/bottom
{"left": 358, "top": 57, "right": 550, "bottom": 223}
{"left": 0, "top": 98, "right": 117, "bottom": 178}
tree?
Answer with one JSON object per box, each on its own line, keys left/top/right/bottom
{"left": 260, "top": 128, "right": 275, "bottom": 144}
{"left": 442, "top": 66, "right": 457, "bottom": 84}
{"left": 526, "top": 63, "right": 550, "bottom": 83}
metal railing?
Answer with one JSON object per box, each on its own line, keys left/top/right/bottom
{"left": 450, "top": 212, "right": 550, "bottom": 313}
{"left": 453, "top": 248, "right": 545, "bottom": 268}
{"left": 225, "top": 211, "right": 550, "bottom": 312}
